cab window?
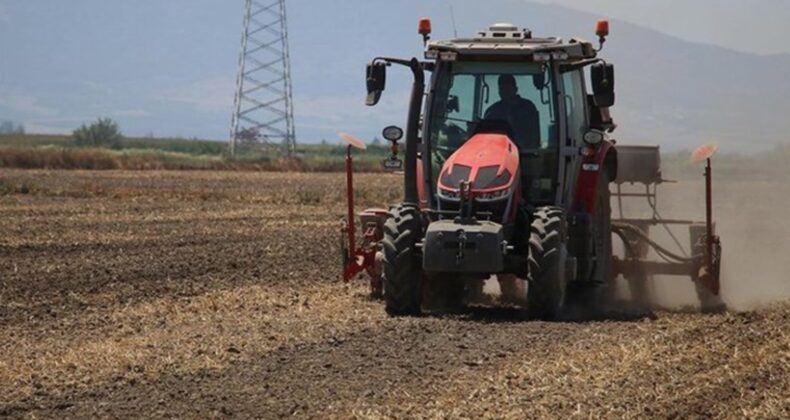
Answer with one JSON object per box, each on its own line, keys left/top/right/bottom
{"left": 562, "top": 69, "right": 587, "bottom": 145}
{"left": 428, "top": 61, "right": 560, "bottom": 204}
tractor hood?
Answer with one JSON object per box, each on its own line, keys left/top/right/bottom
{"left": 438, "top": 133, "right": 520, "bottom": 195}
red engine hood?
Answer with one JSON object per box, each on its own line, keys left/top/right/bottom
{"left": 438, "top": 133, "right": 520, "bottom": 193}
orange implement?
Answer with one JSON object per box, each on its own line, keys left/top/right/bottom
{"left": 691, "top": 142, "right": 719, "bottom": 164}
{"left": 338, "top": 132, "right": 367, "bottom": 150}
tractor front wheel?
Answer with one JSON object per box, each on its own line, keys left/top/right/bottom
{"left": 527, "top": 206, "right": 568, "bottom": 320}
{"left": 382, "top": 205, "right": 424, "bottom": 316}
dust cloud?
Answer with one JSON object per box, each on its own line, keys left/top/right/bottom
{"left": 613, "top": 176, "right": 790, "bottom": 311}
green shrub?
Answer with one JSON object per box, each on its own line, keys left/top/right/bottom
{"left": 120, "top": 137, "right": 228, "bottom": 156}
{"left": 73, "top": 118, "right": 123, "bottom": 149}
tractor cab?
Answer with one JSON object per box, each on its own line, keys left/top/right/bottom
{"left": 367, "top": 23, "right": 616, "bottom": 221}
{"left": 430, "top": 59, "right": 559, "bottom": 216}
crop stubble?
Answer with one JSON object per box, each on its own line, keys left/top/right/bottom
{"left": 0, "top": 170, "right": 787, "bottom": 418}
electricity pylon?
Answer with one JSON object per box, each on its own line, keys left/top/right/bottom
{"left": 230, "top": 0, "right": 296, "bottom": 156}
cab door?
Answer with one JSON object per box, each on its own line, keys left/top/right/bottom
{"left": 561, "top": 69, "right": 589, "bottom": 205}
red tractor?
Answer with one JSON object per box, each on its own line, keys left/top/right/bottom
{"left": 341, "top": 19, "right": 724, "bottom": 319}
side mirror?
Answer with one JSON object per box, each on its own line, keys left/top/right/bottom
{"left": 590, "top": 62, "right": 615, "bottom": 107}
{"left": 532, "top": 72, "right": 546, "bottom": 91}
{"left": 447, "top": 95, "right": 460, "bottom": 113}
{"left": 366, "top": 63, "right": 387, "bottom": 106}
{"left": 533, "top": 71, "right": 550, "bottom": 105}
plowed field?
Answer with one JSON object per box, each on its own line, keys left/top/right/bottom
{"left": 1, "top": 170, "right": 787, "bottom": 418}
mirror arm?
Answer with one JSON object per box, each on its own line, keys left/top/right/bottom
{"left": 560, "top": 58, "right": 603, "bottom": 73}
{"left": 367, "top": 56, "right": 426, "bottom": 206}
{"left": 373, "top": 57, "right": 412, "bottom": 67}
{"left": 596, "top": 36, "right": 606, "bottom": 53}
{"left": 374, "top": 57, "right": 433, "bottom": 72}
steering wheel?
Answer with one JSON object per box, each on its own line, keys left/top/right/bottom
{"left": 433, "top": 145, "right": 452, "bottom": 167}
{"left": 434, "top": 122, "right": 466, "bottom": 158}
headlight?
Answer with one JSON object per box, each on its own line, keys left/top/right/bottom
{"left": 438, "top": 188, "right": 460, "bottom": 200}
{"left": 382, "top": 125, "right": 403, "bottom": 142}
{"left": 583, "top": 129, "right": 605, "bottom": 145}
{"left": 438, "top": 187, "right": 511, "bottom": 202}
{"left": 475, "top": 188, "right": 512, "bottom": 201}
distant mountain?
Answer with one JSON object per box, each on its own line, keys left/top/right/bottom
{"left": 292, "top": 0, "right": 790, "bottom": 151}
{"left": 577, "top": 10, "right": 790, "bottom": 151}
{"left": 1, "top": 0, "right": 787, "bottom": 151}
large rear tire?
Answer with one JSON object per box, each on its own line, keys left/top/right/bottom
{"left": 382, "top": 205, "right": 423, "bottom": 316}
{"left": 527, "top": 206, "right": 568, "bottom": 320}
{"left": 566, "top": 169, "right": 613, "bottom": 318}
{"left": 594, "top": 170, "right": 613, "bottom": 293}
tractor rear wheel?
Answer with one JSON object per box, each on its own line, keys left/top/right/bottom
{"left": 527, "top": 206, "right": 568, "bottom": 320}
{"left": 566, "top": 169, "right": 613, "bottom": 318}
{"left": 382, "top": 205, "right": 423, "bottom": 316}
{"left": 594, "top": 169, "right": 614, "bottom": 295}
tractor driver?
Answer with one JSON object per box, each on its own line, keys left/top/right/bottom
{"left": 484, "top": 74, "right": 541, "bottom": 149}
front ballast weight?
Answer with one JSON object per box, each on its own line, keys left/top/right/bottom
{"left": 610, "top": 144, "right": 725, "bottom": 312}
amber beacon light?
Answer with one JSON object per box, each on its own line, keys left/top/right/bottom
{"left": 419, "top": 17, "right": 432, "bottom": 44}
{"left": 595, "top": 19, "right": 609, "bottom": 51}
{"left": 596, "top": 19, "right": 610, "bottom": 37}
{"left": 418, "top": 18, "right": 432, "bottom": 35}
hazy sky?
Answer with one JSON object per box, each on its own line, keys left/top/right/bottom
{"left": 0, "top": 0, "right": 788, "bottom": 142}
{"left": 538, "top": 0, "right": 790, "bottom": 55}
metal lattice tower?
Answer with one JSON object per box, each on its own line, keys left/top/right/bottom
{"left": 230, "top": 0, "right": 296, "bottom": 156}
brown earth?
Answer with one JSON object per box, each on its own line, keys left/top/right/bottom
{"left": 0, "top": 170, "right": 788, "bottom": 419}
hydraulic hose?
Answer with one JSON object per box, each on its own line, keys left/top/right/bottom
{"left": 612, "top": 222, "right": 701, "bottom": 263}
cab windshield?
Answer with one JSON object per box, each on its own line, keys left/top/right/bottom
{"left": 428, "top": 61, "right": 559, "bottom": 203}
